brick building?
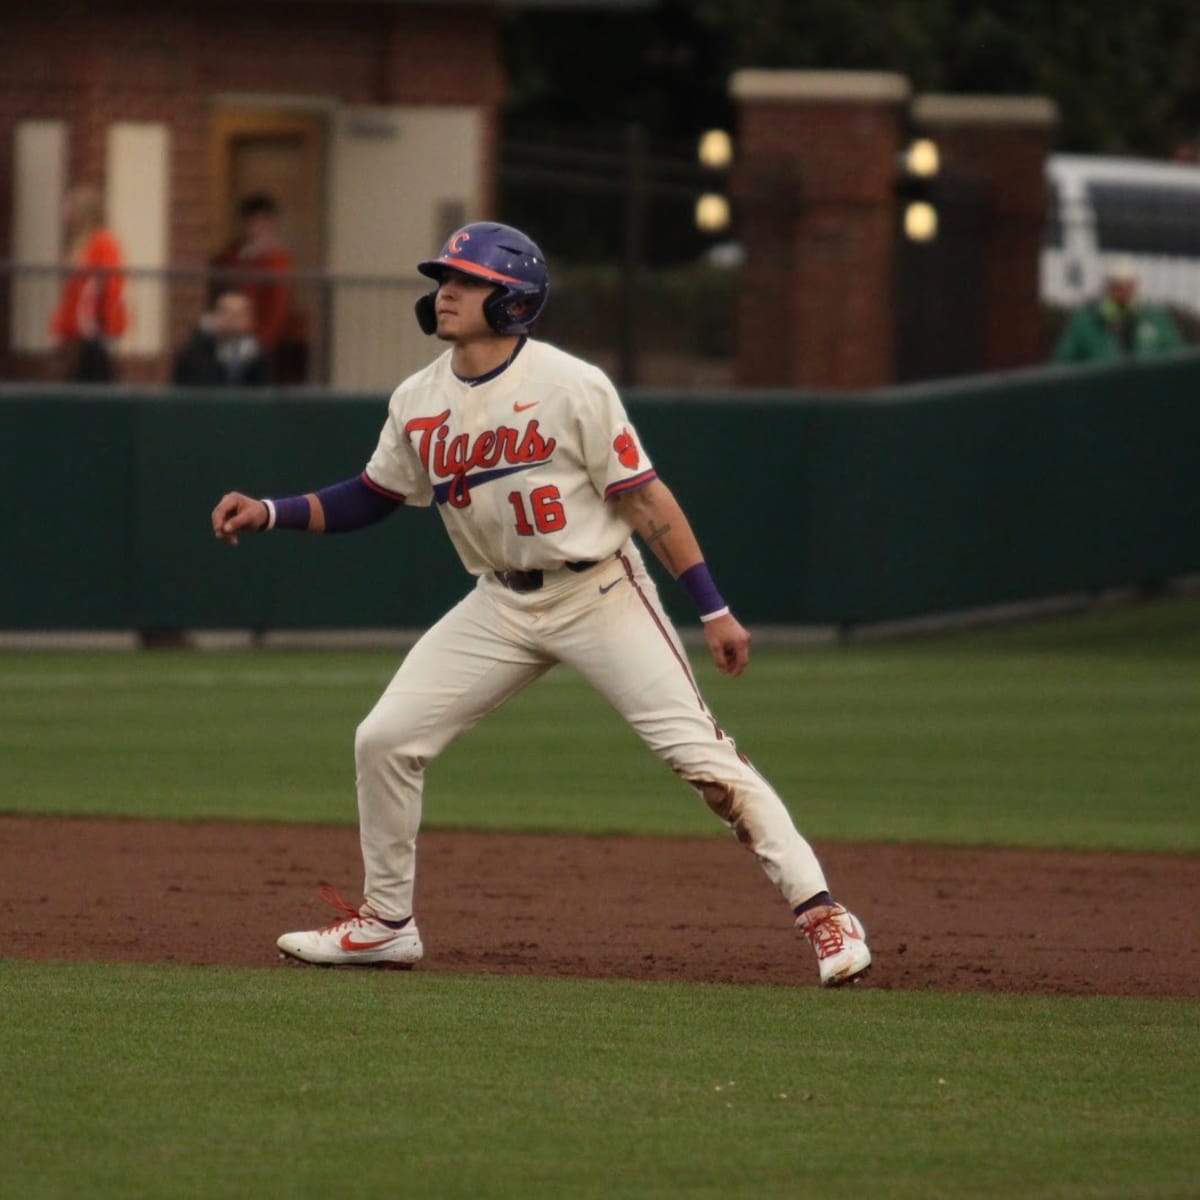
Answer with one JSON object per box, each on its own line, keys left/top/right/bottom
{"left": 1, "top": 0, "right": 641, "bottom": 387}
{"left": 730, "top": 70, "right": 1058, "bottom": 389}
{"left": 4, "top": 13, "right": 1058, "bottom": 392}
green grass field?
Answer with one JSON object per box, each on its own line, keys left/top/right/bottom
{"left": 3, "top": 593, "right": 1198, "bottom": 849}
{"left": 2, "top": 965, "right": 1195, "bottom": 1200}
{"left": 2, "top": 594, "right": 1198, "bottom": 1197}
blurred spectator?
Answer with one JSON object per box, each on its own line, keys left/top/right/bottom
{"left": 1053, "top": 257, "right": 1183, "bottom": 363}
{"left": 210, "top": 192, "right": 308, "bottom": 382}
{"left": 173, "top": 290, "right": 271, "bottom": 386}
{"left": 49, "top": 184, "right": 128, "bottom": 382}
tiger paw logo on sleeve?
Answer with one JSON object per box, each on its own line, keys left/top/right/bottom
{"left": 613, "top": 429, "right": 640, "bottom": 469}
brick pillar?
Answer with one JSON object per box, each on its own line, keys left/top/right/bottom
{"left": 730, "top": 70, "right": 910, "bottom": 389}
{"left": 912, "top": 95, "right": 1059, "bottom": 369}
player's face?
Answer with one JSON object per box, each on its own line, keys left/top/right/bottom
{"left": 434, "top": 271, "right": 497, "bottom": 343}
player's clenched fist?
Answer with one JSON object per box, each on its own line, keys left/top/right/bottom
{"left": 703, "top": 612, "right": 751, "bottom": 678}
{"left": 212, "top": 492, "right": 268, "bottom": 545}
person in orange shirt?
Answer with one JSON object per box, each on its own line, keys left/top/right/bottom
{"left": 210, "top": 193, "right": 304, "bottom": 380}
{"left": 50, "top": 185, "right": 128, "bottom": 382}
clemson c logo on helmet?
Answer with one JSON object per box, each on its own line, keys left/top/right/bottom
{"left": 448, "top": 229, "right": 471, "bottom": 254}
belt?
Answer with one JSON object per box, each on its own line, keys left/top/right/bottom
{"left": 494, "top": 560, "right": 598, "bottom": 593}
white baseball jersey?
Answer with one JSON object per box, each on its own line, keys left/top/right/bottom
{"left": 364, "top": 339, "right": 656, "bottom": 574}
{"left": 344, "top": 335, "right": 833, "bottom": 946}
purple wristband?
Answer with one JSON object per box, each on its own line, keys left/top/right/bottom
{"left": 271, "top": 495, "right": 311, "bottom": 531}
{"left": 678, "top": 562, "right": 727, "bottom": 619}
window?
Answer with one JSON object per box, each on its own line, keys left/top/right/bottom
{"left": 1087, "top": 182, "right": 1200, "bottom": 257}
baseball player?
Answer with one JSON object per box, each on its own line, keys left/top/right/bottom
{"left": 211, "top": 222, "right": 871, "bottom": 987}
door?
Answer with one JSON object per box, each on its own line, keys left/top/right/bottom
{"left": 209, "top": 108, "right": 326, "bottom": 381}
{"left": 210, "top": 109, "right": 325, "bottom": 268}
{"left": 326, "top": 104, "right": 484, "bottom": 389}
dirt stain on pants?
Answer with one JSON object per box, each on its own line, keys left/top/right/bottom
{"left": 691, "top": 778, "right": 756, "bottom": 848}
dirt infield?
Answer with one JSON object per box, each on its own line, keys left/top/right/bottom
{"left": 2, "top": 815, "right": 1196, "bottom": 996}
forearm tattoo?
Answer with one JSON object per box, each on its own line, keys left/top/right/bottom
{"left": 643, "top": 517, "right": 677, "bottom": 572}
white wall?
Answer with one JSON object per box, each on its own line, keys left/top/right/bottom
{"left": 327, "top": 105, "right": 484, "bottom": 390}
{"left": 107, "top": 122, "right": 170, "bottom": 354}
{"left": 10, "top": 120, "right": 66, "bottom": 351}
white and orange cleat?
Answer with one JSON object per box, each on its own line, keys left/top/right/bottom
{"left": 277, "top": 885, "right": 423, "bottom": 968}
{"left": 796, "top": 905, "right": 871, "bottom": 987}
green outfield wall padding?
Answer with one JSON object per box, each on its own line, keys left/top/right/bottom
{"left": 2, "top": 351, "right": 1198, "bottom": 631}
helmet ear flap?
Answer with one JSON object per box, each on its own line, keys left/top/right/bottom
{"left": 483, "top": 286, "right": 541, "bottom": 335}
{"left": 414, "top": 291, "right": 438, "bottom": 335}
{"left": 483, "top": 289, "right": 518, "bottom": 334}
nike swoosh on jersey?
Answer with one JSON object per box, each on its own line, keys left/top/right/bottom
{"left": 513, "top": 401, "right": 539, "bottom": 412}
{"left": 598, "top": 579, "right": 623, "bottom": 595}
{"left": 431, "top": 462, "right": 542, "bottom": 505}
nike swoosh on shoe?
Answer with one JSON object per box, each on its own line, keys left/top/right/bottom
{"left": 339, "top": 932, "right": 401, "bottom": 952}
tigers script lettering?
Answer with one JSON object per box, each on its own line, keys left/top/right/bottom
{"left": 404, "top": 409, "right": 557, "bottom": 506}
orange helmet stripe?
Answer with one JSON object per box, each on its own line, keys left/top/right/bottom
{"left": 437, "top": 256, "right": 524, "bottom": 285}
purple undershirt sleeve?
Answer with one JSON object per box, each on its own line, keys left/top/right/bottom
{"left": 315, "top": 474, "right": 403, "bottom": 533}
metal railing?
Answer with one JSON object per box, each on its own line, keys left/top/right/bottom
{"left": 10, "top": 204, "right": 1192, "bottom": 393}
{"left": 0, "top": 259, "right": 740, "bottom": 390}
{"left": 1, "top": 262, "right": 437, "bottom": 390}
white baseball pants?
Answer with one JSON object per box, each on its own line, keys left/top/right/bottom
{"left": 355, "top": 541, "right": 829, "bottom": 921}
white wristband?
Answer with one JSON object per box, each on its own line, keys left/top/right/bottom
{"left": 700, "top": 606, "right": 730, "bottom": 623}
{"left": 262, "top": 498, "right": 277, "bottom": 530}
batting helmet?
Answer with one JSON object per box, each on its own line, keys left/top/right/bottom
{"left": 414, "top": 222, "right": 550, "bottom": 336}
